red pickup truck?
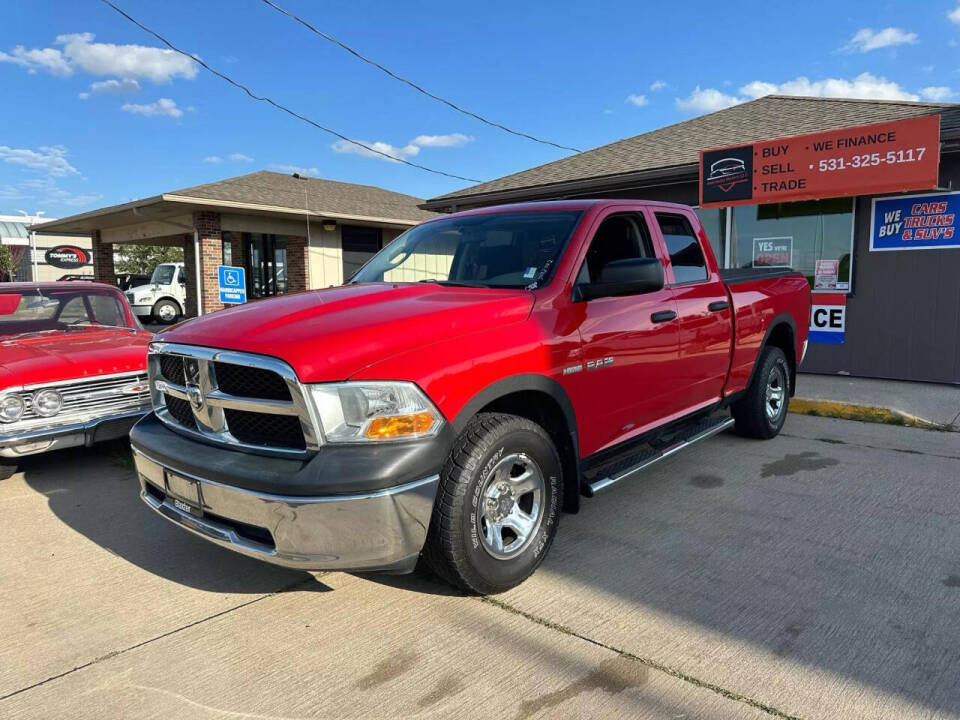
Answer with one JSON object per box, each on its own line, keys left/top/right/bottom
{"left": 131, "top": 200, "right": 810, "bottom": 593}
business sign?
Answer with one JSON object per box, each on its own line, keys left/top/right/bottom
{"left": 869, "top": 190, "right": 960, "bottom": 252}
{"left": 217, "top": 265, "right": 247, "bottom": 304}
{"left": 809, "top": 293, "right": 846, "bottom": 344}
{"left": 44, "top": 245, "right": 90, "bottom": 269}
{"left": 814, "top": 259, "right": 839, "bottom": 290}
{"left": 752, "top": 237, "right": 793, "bottom": 267}
{"left": 700, "top": 114, "right": 940, "bottom": 208}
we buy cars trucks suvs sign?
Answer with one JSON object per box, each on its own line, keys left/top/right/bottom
{"left": 131, "top": 200, "right": 810, "bottom": 594}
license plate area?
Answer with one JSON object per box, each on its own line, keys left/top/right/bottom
{"left": 165, "top": 471, "right": 202, "bottom": 517}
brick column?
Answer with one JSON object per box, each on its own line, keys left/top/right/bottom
{"left": 183, "top": 211, "right": 223, "bottom": 316}
{"left": 285, "top": 235, "right": 309, "bottom": 293}
{"left": 91, "top": 230, "right": 116, "bottom": 285}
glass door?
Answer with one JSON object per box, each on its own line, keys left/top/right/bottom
{"left": 246, "top": 234, "right": 287, "bottom": 298}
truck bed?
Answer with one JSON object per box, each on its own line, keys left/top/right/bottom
{"left": 720, "top": 267, "right": 801, "bottom": 285}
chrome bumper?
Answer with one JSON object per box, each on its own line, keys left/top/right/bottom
{"left": 0, "top": 409, "right": 148, "bottom": 458}
{"left": 132, "top": 447, "right": 440, "bottom": 572}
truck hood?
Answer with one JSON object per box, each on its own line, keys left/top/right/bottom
{"left": 0, "top": 329, "right": 152, "bottom": 390}
{"left": 159, "top": 283, "right": 535, "bottom": 382}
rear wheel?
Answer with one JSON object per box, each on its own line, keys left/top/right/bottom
{"left": 423, "top": 413, "right": 562, "bottom": 594}
{"left": 732, "top": 345, "right": 790, "bottom": 439}
{"left": 151, "top": 299, "right": 180, "bottom": 325}
{"left": 0, "top": 459, "right": 17, "bottom": 481}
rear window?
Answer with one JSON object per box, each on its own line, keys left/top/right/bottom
{"left": 657, "top": 213, "right": 708, "bottom": 284}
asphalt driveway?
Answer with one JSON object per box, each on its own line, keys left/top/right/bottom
{"left": 2, "top": 414, "right": 960, "bottom": 719}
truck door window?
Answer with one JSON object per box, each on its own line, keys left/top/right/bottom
{"left": 656, "top": 213, "right": 708, "bottom": 284}
{"left": 578, "top": 213, "right": 654, "bottom": 285}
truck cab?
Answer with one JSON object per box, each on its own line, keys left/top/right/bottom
{"left": 125, "top": 262, "right": 186, "bottom": 325}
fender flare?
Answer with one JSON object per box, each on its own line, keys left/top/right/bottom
{"left": 743, "top": 313, "right": 798, "bottom": 397}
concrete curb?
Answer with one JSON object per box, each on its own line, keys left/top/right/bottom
{"left": 790, "top": 398, "right": 954, "bottom": 431}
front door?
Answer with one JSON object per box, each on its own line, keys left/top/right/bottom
{"left": 565, "top": 210, "right": 681, "bottom": 456}
{"left": 246, "top": 234, "right": 287, "bottom": 299}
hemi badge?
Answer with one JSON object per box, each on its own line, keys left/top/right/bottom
{"left": 562, "top": 364, "right": 583, "bottom": 375}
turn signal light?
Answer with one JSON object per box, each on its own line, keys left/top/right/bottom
{"left": 365, "top": 412, "right": 436, "bottom": 440}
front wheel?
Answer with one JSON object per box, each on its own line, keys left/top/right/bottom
{"left": 732, "top": 345, "right": 790, "bottom": 439}
{"left": 423, "top": 413, "right": 562, "bottom": 595}
{"left": 151, "top": 299, "right": 181, "bottom": 325}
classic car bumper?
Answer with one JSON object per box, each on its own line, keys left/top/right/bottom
{"left": 0, "top": 409, "right": 149, "bottom": 458}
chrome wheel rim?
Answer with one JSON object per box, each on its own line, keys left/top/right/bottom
{"left": 477, "top": 453, "right": 545, "bottom": 560}
{"left": 158, "top": 304, "right": 176, "bottom": 321}
{"left": 765, "top": 364, "right": 787, "bottom": 421}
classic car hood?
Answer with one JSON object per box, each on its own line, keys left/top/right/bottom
{"left": 160, "top": 283, "right": 535, "bottom": 382}
{"left": 0, "top": 329, "right": 152, "bottom": 390}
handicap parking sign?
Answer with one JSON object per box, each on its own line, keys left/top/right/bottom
{"left": 218, "top": 265, "right": 247, "bottom": 304}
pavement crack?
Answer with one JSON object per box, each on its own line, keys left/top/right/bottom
{"left": 480, "top": 595, "right": 806, "bottom": 720}
{"left": 0, "top": 576, "right": 317, "bottom": 703}
{"left": 781, "top": 433, "right": 960, "bottom": 462}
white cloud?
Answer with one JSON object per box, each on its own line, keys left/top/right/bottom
{"left": 121, "top": 98, "right": 183, "bottom": 118}
{"left": 842, "top": 27, "right": 917, "bottom": 53}
{"left": 920, "top": 85, "right": 953, "bottom": 101}
{"left": 331, "top": 132, "right": 474, "bottom": 163}
{"left": 10, "top": 176, "right": 102, "bottom": 208}
{"left": 675, "top": 86, "right": 742, "bottom": 112}
{"left": 0, "top": 146, "right": 79, "bottom": 176}
{"left": 949, "top": 3, "right": 960, "bottom": 24}
{"left": 203, "top": 156, "right": 223, "bottom": 164}
{"left": 677, "top": 72, "right": 922, "bottom": 114}
{"left": 269, "top": 164, "right": 320, "bottom": 177}
{"left": 91, "top": 77, "right": 141, "bottom": 94}
{"left": 649, "top": 80, "right": 667, "bottom": 91}
{"left": 228, "top": 152, "right": 254, "bottom": 162}
{"left": 625, "top": 94, "right": 648, "bottom": 107}
{"left": 0, "top": 32, "right": 197, "bottom": 83}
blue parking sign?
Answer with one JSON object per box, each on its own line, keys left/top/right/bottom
{"left": 218, "top": 265, "right": 246, "bottom": 304}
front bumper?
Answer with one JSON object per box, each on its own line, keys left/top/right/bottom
{"left": 133, "top": 446, "right": 440, "bottom": 572}
{"left": 130, "top": 304, "right": 153, "bottom": 317}
{"left": 0, "top": 409, "right": 148, "bottom": 458}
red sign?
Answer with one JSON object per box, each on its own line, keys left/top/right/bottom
{"left": 699, "top": 114, "right": 941, "bottom": 208}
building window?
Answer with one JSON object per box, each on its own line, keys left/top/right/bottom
{"left": 657, "top": 213, "right": 708, "bottom": 284}
{"left": 341, "top": 225, "right": 383, "bottom": 281}
{"left": 693, "top": 207, "right": 726, "bottom": 266}
{"left": 731, "top": 198, "right": 854, "bottom": 292}
{"left": 222, "top": 235, "right": 232, "bottom": 266}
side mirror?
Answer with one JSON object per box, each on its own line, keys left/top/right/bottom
{"left": 575, "top": 257, "right": 664, "bottom": 302}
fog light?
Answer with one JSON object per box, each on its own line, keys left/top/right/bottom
{"left": 33, "top": 390, "right": 63, "bottom": 417}
{"left": 0, "top": 394, "right": 25, "bottom": 423}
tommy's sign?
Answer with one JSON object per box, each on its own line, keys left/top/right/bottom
{"left": 809, "top": 293, "right": 846, "bottom": 345}
{"left": 700, "top": 115, "right": 940, "bottom": 208}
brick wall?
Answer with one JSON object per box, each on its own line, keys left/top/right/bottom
{"left": 91, "top": 230, "right": 116, "bottom": 285}
{"left": 286, "top": 235, "right": 308, "bottom": 293}
{"left": 183, "top": 211, "right": 224, "bottom": 316}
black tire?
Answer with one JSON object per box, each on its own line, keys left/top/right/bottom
{"left": 423, "top": 413, "right": 562, "bottom": 595}
{"left": 0, "top": 460, "right": 17, "bottom": 481}
{"left": 151, "top": 299, "right": 181, "bottom": 325}
{"left": 732, "top": 345, "right": 790, "bottom": 439}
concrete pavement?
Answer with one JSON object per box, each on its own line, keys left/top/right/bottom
{"left": 3, "top": 415, "right": 960, "bottom": 718}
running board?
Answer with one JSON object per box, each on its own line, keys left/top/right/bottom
{"left": 584, "top": 417, "right": 735, "bottom": 497}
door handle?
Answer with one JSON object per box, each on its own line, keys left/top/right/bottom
{"left": 708, "top": 301, "right": 730, "bottom": 312}
{"left": 651, "top": 310, "right": 677, "bottom": 323}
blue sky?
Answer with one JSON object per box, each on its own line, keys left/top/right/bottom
{"left": 2, "top": 0, "right": 959, "bottom": 218}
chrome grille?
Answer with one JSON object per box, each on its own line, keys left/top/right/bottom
{"left": 7, "top": 372, "right": 149, "bottom": 431}
{"left": 148, "top": 342, "right": 320, "bottom": 456}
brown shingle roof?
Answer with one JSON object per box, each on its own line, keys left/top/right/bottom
{"left": 171, "top": 170, "right": 437, "bottom": 223}
{"left": 426, "top": 95, "right": 956, "bottom": 207}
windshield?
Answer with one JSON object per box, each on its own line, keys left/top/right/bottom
{"left": 150, "top": 264, "right": 176, "bottom": 285}
{"left": 352, "top": 211, "right": 584, "bottom": 288}
{"left": 0, "top": 287, "right": 133, "bottom": 339}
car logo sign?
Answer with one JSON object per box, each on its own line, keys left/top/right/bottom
{"left": 186, "top": 384, "right": 204, "bottom": 410}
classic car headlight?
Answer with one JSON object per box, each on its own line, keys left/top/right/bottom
{"left": 32, "top": 389, "right": 63, "bottom": 417}
{"left": 309, "top": 382, "right": 442, "bottom": 443}
{"left": 0, "top": 394, "right": 25, "bottom": 423}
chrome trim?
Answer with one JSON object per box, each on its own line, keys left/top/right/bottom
{"left": 148, "top": 341, "right": 322, "bottom": 456}
{"left": 132, "top": 446, "right": 439, "bottom": 571}
{"left": 586, "top": 417, "right": 735, "bottom": 496}
{"left": 801, "top": 339, "right": 809, "bottom": 364}
{"left": 0, "top": 408, "right": 148, "bottom": 458}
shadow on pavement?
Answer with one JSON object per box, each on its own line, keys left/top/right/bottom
{"left": 20, "top": 439, "right": 324, "bottom": 594}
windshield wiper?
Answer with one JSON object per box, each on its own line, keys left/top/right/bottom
{"left": 418, "top": 278, "right": 490, "bottom": 288}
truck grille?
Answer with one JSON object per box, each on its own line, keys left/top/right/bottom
{"left": 148, "top": 343, "right": 319, "bottom": 455}
{"left": 9, "top": 372, "right": 150, "bottom": 431}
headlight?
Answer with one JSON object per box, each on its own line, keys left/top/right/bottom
{"left": 33, "top": 389, "right": 63, "bottom": 417}
{"left": 309, "top": 382, "right": 442, "bottom": 443}
{"left": 0, "top": 394, "right": 25, "bottom": 423}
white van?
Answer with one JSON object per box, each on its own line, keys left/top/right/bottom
{"left": 125, "top": 262, "right": 187, "bottom": 324}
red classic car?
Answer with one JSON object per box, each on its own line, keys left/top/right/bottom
{"left": 0, "top": 282, "right": 152, "bottom": 479}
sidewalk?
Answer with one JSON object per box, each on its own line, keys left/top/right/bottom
{"left": 794, "top": 373, "right": 960, "bottom": 431}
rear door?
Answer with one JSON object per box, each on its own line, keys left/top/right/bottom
{"left": 566, "top": 208, "right": 681, "bottom": 455}
{"left": 652, "top": 209, "right": 733, "bottom": 413}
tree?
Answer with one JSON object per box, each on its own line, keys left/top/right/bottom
{"left": 0, "top": 245, "right": 15, "bottom": 282}
{"left": 115, "top": 244, "right": 184, "bottom": 275}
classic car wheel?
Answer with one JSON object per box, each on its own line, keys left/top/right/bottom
{"left": 423, "top": 412, "right": 562, "bottom": 595}
{"left": 0, "top": 460, "right": 17, "bottom": 481}
{"left": 732, "top": 345, "right": 790, "bottom": 439}
{"left": 152, "top": 299, "right": 181, "bottom": 325}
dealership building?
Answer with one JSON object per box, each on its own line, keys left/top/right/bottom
{"left": 30, "top": 171, "right": 436, "bottom": 315}
{"left": 423, "top": 95, "right": 960, "bottom": 385}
